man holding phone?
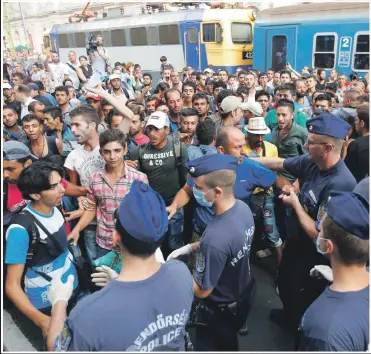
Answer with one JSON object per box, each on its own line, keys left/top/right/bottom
{"left": 88, "top": 34, "right": 109, "bottom": 80}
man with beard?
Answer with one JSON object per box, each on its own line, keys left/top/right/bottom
{"left": 252, "top": 113, "right": 356, "bottom": 331}
{"left": 165, "top": 88, "right": 183, "bottom": 132}
{"left": 192, "top": 92, "right": 215, "bottom": 121}
{"left": 130, "top": 111, "right": 189, "bottom": 258}
{"left": 48, "top": 52, "right": 70, "bottom": 88}
{"left": 182, "top": 81, "right": 196, "bottom": 109}
{"left": 3, "top": 105, "right": 28, "bottom": 143}
{"left": 107, "top": 73, "right": 130, "bottom": 103}
{"left": 179, "top": 108, "right": 199, "bottom": 149}
{"left": 66, "top": 51, "right": 81, "bottom": 90}
{"left": 137, "top": 73, "right": 155, "bottom": 102}
{"left": 129, "top": 106, "right": 150, "bottom": 145}
{"left": 245, "top": 72, "right": 257, "bottom": 102}
{"left": 3, "top": 83, "right": 22, "bottom": 120}
{"left": 55, "top": 86, "right": 75, "bottom": 127}
{"left": 295, "top": 79, "right": 310, "bottom": 109}
{"left": 268, "top": 71, "right": 281, "bottom": 91}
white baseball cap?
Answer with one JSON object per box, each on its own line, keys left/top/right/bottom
{"left": 241, "top": 101, "right": 263, "bottom": 116}
{"left": 109, "top": 74, "right": 121, "bottom": 81}
{"left": 220, "top": 96, "right": 243, "bottom": 114}
{"left": 3, "top": 83, "right": 12, "bottom": 89}
{"left": 146, "top": 111, "right": 169, "bottom": 129}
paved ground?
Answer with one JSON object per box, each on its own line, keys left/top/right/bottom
{"left": 3, "top": 258, "right": 294, "bottom": 351}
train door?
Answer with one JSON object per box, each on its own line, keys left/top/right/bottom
{"left": 266, "top": 28, "right": 296, "bottom": 71}
{"left": 184, "top": 22, "right": 201, "bottom": 70}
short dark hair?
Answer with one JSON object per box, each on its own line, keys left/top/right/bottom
{"left": 219, "top": 69, "right": 228, "bottom": 75}
{"left": 259, "top": 72, "right": 267, "bottom": 78}
{"left": 274, "top": 85, "right": 282, "bottom": 95}
{"left": 51, "top": 51, "right": 58, "bottom": 55}
{"left": 3, "top": 104, "right": 17, "bottom": 114}
{"left": 54, "top": 86, "right": 69, "bottom": 96}
{"left": 125, "top": 99, "right": 137, "bottom": 107}
{"left": 357, "top": 103, "right": 369, "bottom": 130}
{"left": 317, "top": 68, "right": 325, "bottom": 75}
{"left": 314, "top": 93, "right": 332, "bottom": 107}
{"left": 115, "top": 212, "right": 165, "bottom": 257}
{"left": 17, "top": 161, "right": 65, "bottom": 201}
{"left": 22, "top": 113, "right": 43, "bottom": 125}
{"left": 358, "top": 94, "right": 370, "bottom": 104}
{"left": 255, "top": 90, "right": 271, "bottom": 101}
{"left": 180, "top": 108, "right": 199, "bottom": 119}
{"left": 43, "top": 107, "right": 63, "bottom": 121}
{"left": 69, "top": 104, "right": 100, "bottom": 131}
{"left": 164, "top": 88, "right": 181, "bottom": 102}
{"left": 326, "top": 82, "right": 338, "bottom": 92}
{"left": 237, "top": 70, "right": 248, "bottom": 78}
{"left": 79, "top": 55, "right": 88, "bottom": 61}
{"left": 99, "top": 128, "right": 127, "bottom": 149}
{"left": 280, "top": 83, "right": 296, "bottom": 97}
{"left": 196, "top": 120, "right": 216, "bottom": 145}
{"left": 107, "top": 109, "right": 124, "bottom": 128}
{"left": 192, "top": 92, "right": 209, "bottom": 104}
{"left": 146, "top": 95, "right": 158, "bottom": 103}
{"left": 156, "top": 82, "right": 170, "bottom": 93}
{"left": 276, "top": 99, "right": 294, "bottom": 113}
{"left": 33, "top": 80, "right": 45, "bottom": 91}
{"left": 11, "top": 72, "right": 25, "bottom": 80}
{"left": 131, "top": 106, "right": 146, "bottom": 121}
{"left": 62, "top": 78, "right": 73, "bottom": 86}
{"left": 322, "top": 213, "right": 369, "bottom": 265}
{"left": 217, "top": 89, "right": 234, "bottom": 106}
{"left": 143, "top": 73, "right": 152, "bottom": 80}
{"left": 213, "top": 81, "right": 227, "bottom": 93}
{"left": 182, "top": 81, "right": 197, "bottom": 93}
{"left": 280, "top": 70, "right": 291, "bottom": 78}
{"left": 101, "top": 100, "right": 113, "bottom": 108}
{"left": 28, "top": 101, "right": 45, "bottom": 113}
{"left": 236, "top": 86, "right": 249, "bottom": 95}
{"left": 134, "top": 64, "right": 141, "bottom": 70}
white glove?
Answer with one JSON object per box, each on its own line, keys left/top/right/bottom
{"left": 310, "top": 265, "right": 333, "bottom": 283}
{"left": 166, "top": 244, "right": 192, "bottom": 261}
{"left": 91, "top": 265, "right": 119, "bottom": 287}
{"left": 48, "top": 274, "right": 75, "bottom": 306}
{"left": 155, "top": 248, "right": 165, "bottom": 264}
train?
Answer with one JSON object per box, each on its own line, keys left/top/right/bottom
{"left": 253, "top": 2, "right": 369, "bottom": 77}
{"left": 43, "top": 2, "right": 369, "bottom": 77}
{"left": 43, "top": 7, "right": 258, "bottom": 74}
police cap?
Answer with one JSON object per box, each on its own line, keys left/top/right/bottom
{"left": 185, "top": 154, "right": 239, "bottom": 177}
{"left": 306, "top": 113, "right": 351, "bottom": 140}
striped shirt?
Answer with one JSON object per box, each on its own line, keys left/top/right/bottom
{"left": 88, "top": 164, "right": 148, "bottom": 250}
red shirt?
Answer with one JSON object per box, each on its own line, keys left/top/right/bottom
{"left": 134, "top": 133, "right": 150, "bottom": 146}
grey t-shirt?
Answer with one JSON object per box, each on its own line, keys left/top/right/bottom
{"left": 54, "top": 261, "right": 194, "bottom": 351}
{"left": 131, "top": 138, "right": 189, "bottom": 205}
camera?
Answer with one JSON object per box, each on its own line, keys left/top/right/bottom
{"left": 87, "top": 35, "right": 99, "bottom": 53}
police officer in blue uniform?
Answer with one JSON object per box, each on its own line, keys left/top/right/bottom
{"left": 252, "top": 112, "right": 357, "bottom": 329}
{"left": 167, "top": 154, "right": 256, "bottom": 351}
{"left": 297, "top": 191, "right": 369, "bottom": 351}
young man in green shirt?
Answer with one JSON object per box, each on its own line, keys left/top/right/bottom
{"left": 265, "top": 84, "right": 308, "bottom": 131}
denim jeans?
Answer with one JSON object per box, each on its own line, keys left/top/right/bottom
{"left": 263, "top": 193, "right": 282, "bottom": 248}
{"left": 167, "top": 207, "right": 185, "bottom": 250}
{"left": 84, "top": 228, "right": 97, "bottom": 264}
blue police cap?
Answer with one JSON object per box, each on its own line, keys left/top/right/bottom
{"left": 353, "top": 177, "right": 369, "bottom": 202}
{"left": 185, "top": 154, "right": 239, "bottom": 177}
{"left": 306, "top": 113, "right": 351, "bottom": 140}
{"left": 326, "top": 191, "right": 369, "bottom": 240}
{"left": 116, "top": 180, "right": 168, "bottom": 243}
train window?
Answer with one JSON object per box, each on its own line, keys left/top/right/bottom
{"left": 188, "top": 28, "right": 198, "bottom": 44}
{"left": 202, "top": 23, "right": 222, "bottom": 43}
{"left": 271, "top": 35, "right": 287, "bottom": 71}
{"left": 130, "top": 27, "right": 147, "bottom": 46}
{"left": 231, "top": 23, "right": 252, "bottom": 44}
{"left": 353, "top": 33, "right": 369, "bottom": 71}
{"left": 148, "top": 27, "right": 158, "bottom": 45}
{"left": 111, "top": 29, "right": 126, "bottom": 46}
{"left": 75, "top": 33, "right": 86, "bottom": 48}
{"left": 58, "top": 34, "right": 69, "bottom": 48}
{"left": 313, "top": 34, "right": 336, "bottom": 69}
{"left": 159, "top": 25, "right": 179, "bottom": 45}
{"left": 103, "top": 30, "right": 112, "bottom": 47}
{"left": 202, "top": 23, "right": 215, "bottom": 42}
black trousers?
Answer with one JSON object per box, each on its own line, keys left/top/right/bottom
{"left": 195, "top": 279, "right": 256, "bottom": 351}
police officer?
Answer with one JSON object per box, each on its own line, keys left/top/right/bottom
{"left": 46, "top": 181, "right": 194, "bottom": 351}
{"left": 252, "top": 112, "right": 357, "bottom": 330}
{"left": 167, "top": 154, "right": 256, "bottom": 351}
{"left": 297, "top": 191, "right": 369, "bottom": 351}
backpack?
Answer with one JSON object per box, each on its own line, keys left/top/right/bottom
{"left": 137, "top": 135, "right": 187, "bottom": 187}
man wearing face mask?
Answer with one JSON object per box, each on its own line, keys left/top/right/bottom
{"left": 297, "top": 191, "right": 369, "bottom": 352}
{"left": 252, "top": 113, "right": 357, "bottom": 331}
{"left": 168, "top": 154, "right": 257, "bottom": 351}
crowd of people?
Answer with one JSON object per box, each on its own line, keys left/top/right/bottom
{"left": 3, "top": 32, "right": 370, "bottom": 352}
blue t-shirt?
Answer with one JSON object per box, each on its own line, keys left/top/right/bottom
{"left": 283, "top": 155, "right": 356, "bottom": 233}
{"left": 187, "top": 156, "right": 276, "bottom": 235}
{"left": 54, "top": 261, "right": 193, "bottom": 351}
{"left": 5, "top": 204, "right": 78, "bottom": 309}
{"left": 44, "top": 92, "right": 58, "bottom": 106}
{"left": 298, "top": 286, "right": 369, "bottom": 351}
{"left": 193, "top": 200, "right": 255, "bottom": 303}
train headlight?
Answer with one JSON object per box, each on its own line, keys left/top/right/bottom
{"left": 249, "top": 8, "right": 259, "bottom": 21}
